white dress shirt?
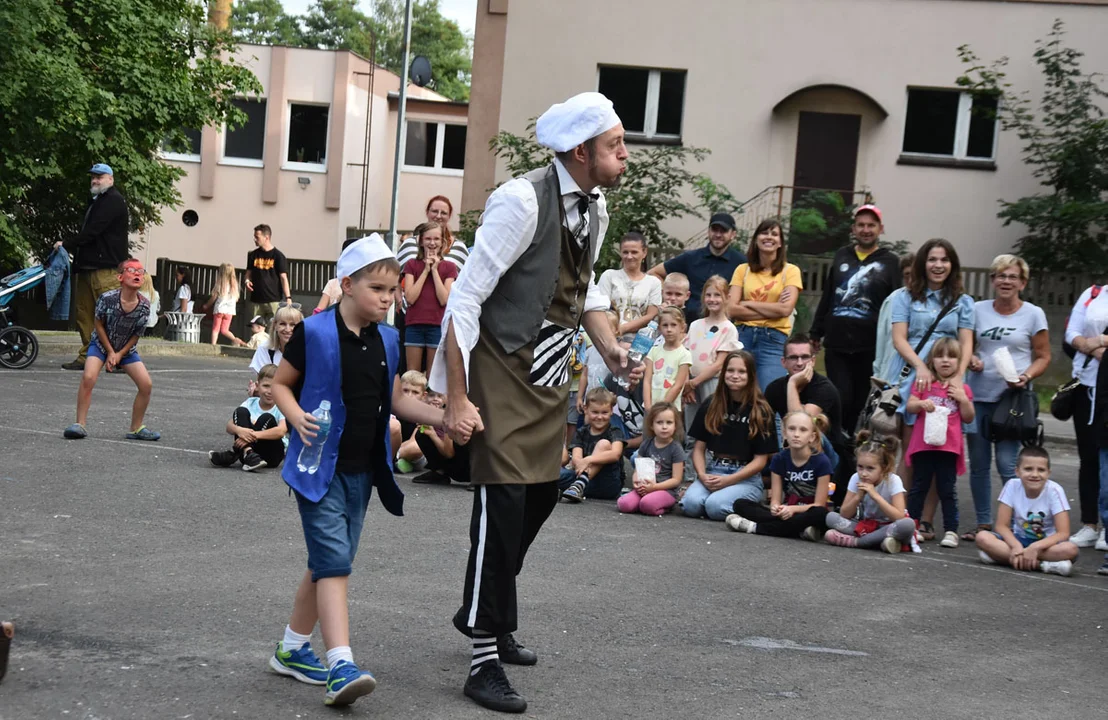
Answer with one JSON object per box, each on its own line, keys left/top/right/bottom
{"left": 428, "top": 159, "right": 610, "bottom": 392}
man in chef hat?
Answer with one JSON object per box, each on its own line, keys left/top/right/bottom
{"left": 429, "top": 92, "right": 639, "bottom": 712}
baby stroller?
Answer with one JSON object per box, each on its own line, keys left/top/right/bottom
{"left": 0, "top": 265, "right": 43, "bottom": 369}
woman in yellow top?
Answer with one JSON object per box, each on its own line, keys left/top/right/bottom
{"left": 727, "top": 219, "right": 803, "bottom": 391}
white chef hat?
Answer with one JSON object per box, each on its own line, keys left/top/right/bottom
{"left": 536, "top": 92, "right": 621, "bottom": 153}
{"left": 336, "top": 233, "right": 394, "bottom": 279}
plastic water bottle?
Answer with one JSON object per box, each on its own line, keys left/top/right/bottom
{"left": 617, "top": 321, "right": 658, "bottom": 389}
{"left": 296, "top": 400, "right": 333, "bottom": 474}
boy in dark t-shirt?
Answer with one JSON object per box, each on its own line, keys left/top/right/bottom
{"left": 560, "top": 387, "right": 625, "bottom": 501}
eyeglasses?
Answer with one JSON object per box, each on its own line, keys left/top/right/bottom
{"left": 784, "top": 354, "right": 813, "bottom": 363}
{"left": 278, "top": 300, "right": 303, "bottom": 310}
{"left": 993, "top": 273, "right": 1023, "bottom": 282}
{"left": 122, "top": 267, "right": 145, "bottom": 275}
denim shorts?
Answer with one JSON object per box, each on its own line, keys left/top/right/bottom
{"left": 405, "top": 323, "right": 442, "bottom": 348}
{"left": 88, "top": 341, "right": 142, "bottom": 367}
{"left": 990, "top": 531, "right": 1037, "bottom": 549}
{"left": 296, "top": 470, "right": 373, "bottom": 581}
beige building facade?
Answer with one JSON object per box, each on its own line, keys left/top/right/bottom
{"left": 464, "top": 0, "right": 1108, "bottom": 267}
{"left": 143, "top": 44, "right": 468, "bottom": 269}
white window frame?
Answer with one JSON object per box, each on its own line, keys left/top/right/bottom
{"left": 159, "top": 130, "right": 202, "bottom": 164}
{"left": 283, "top": 101, "right": 330, "bottom": 174}
{"left": 596, "top": 66, "right": 683, "bottom": 142}
{"left": 401, "top": 119, "right": 466, "bottom": 177}
{"left": 901, "top": 89, "right": 999, "bottom": 161}
{"left": 221, "top": 97, "right": 267, "bottom": 168}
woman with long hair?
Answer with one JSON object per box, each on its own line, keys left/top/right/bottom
{"left": 597, "top": 231, "right": 662, "bottom": 338}
{"left": 727, "top": 219, "right": 803, "bottom": 391}
{"left": 885, "top": 238, "right": 975, "bottom": 540}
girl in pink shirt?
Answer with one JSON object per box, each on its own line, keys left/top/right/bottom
{"left": 905, "top": 337, "right": 975, "bottom": 548}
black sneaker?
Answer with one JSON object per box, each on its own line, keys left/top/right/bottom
{"left": 412, "top": 470, "right": 450, "bottom": 485}
{"left": 497, "top": 633, "right": 537, "bottom": 666}
{"left": 241, "top": 452, "right": 267, "bottom": 472}
{"left": 61, "top": 360, "right": 85, "bottom": 371}
{"left": 209, "top": 450, "right": 237, "bottom": 468}
{"left": 463, "top": 661, "right": 526, "bottom": 713}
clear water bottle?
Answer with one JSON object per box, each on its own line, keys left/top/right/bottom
{"left": 616, "top": 321, "right": 658, "bottom": 389}
{"left": 296, "top": 400, "right": 333, "bottom": 474}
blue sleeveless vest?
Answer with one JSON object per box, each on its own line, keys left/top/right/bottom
{"left": 282, "top": 308, "right": 404, "bottom": 515}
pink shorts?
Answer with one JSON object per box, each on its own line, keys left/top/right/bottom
{"left": 213, "top": 313, "right": 233, "bottom": 333}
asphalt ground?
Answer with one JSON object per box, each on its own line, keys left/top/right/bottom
{"left": 1, "top": 355, "right": 1107, "bottom": 720}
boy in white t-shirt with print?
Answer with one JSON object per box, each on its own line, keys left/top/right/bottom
{"left": 209, "top": 364, "right": 288, "bottom": 472}
{"left": 976, "top": 446, "right": 1079, "bottom": 576}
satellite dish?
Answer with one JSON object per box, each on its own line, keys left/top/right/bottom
{"left": 409, "top": 56, "right": 432, "bottom": 87}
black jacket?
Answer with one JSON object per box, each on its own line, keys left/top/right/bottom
{"left": 63, "top": 186, "right": 129, "bottom": 271}
{"left": 810, "top": 245, "right": 900, "bottom": 354}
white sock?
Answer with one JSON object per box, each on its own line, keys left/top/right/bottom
{"left": 326, "top": 646, "right": 354, "bottom": 667}
{"left": 471, "top": 632, "right": 498, "bottom": 673}
{"left": 283, "top": 626, "right": 312, "bottom": 650}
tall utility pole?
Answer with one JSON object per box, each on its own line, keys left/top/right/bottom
{"left": 208, "top": 0, "right": 232, "bottom": 29}
{"left": 387, "top": 0, "right": 415, "bottom": 254}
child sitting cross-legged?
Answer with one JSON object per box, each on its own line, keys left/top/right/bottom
{"left": 725, "top": 410, "right": 832, "bottom": 540}
{"left": 617, "top": 402, "right": 686, "bottom": 516}
{"left": 412, "top": 391, "right": 471, "bottom": 486}
{"left": 210, "top": 364, "right": 288, "bottom": 472}
{"left": 975, "top": 446, "right": 1079, "bottom": 576}
{"left": 392, "top": 370, "right": 429, "bottom": 473}
{"left": 823, "top": 431, "right": 917, "bottom": 553}
{"left": 560, "top": 387, "right": 625, "bottom": 502}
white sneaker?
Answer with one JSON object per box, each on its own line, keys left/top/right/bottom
{"left": 725, "top": 514, "right": 756, "bottom": 534}
{"left": 880, "top": 536, "right": 901, "bottom": 554}
{"left": 939, "top": 531, "right": 959, "bottom": 548}
{"left": 1069, "top": 525, "right": 1099, "bottom": 548}
{"left": 978, "top": 550, "right": 996, "bottom": 565}
{"left": 801, "top": 526, "right": 820, "bottom": 542}
{"left": 1040, "top": 560, "right": 1073, "bottom": 577}
{"left": 1095, "top": 528, "right": 1108, "bottom": 551}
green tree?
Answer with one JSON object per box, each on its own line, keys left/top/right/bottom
{"left": 368, "top": 0, "right": 472, "bottom": 101}
{"left": 956, "top": 20, "right": 1108, "bottom": 274}
{"left": 232, "top": 0, "right": 305, "bottom": 45}
{"left": 0, "top": 0, "right": 261, "bottom": 267}
{"left": 458, "top": 122, "right": 736, "bottom": 271}
{"left": 300, "top": 0, "right": 376, "bottom": 59}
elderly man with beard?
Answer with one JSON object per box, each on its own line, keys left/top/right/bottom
{"left": 56, "top": 163, "right": 130, "bottom": 370}
{"left": 431, "top": 92, "right": 636, "bottom": 714}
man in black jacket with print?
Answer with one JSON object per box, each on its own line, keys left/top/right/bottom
{"left": 809, "top": 204, "right": 900, "bottom": 438}
{"left": 56, "top": 163, "right": 130, "bottom": 370}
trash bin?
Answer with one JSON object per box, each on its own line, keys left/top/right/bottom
{"left": 164, "top": 312, "right": 206, "bottom": 343}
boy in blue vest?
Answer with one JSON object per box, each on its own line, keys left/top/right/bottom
{"left": 269, "top": 234, "right": 445, "bottom": 707}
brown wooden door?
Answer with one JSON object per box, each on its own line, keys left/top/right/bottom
{"left": 792, "top": 111, "right": 861, "bottom": 253}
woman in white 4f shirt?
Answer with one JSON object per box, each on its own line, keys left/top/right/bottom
{"left": 965, "top": 255, "right": 1050, "bottom": 539}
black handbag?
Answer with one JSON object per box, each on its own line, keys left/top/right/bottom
{"left": 990, "top": 387, "right": 1043, "bottom": 447}
{"left": 1050, "top": 377, "right": 1084, "bottom": 421}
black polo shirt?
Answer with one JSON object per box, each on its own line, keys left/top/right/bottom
{"left": 284, "top": 307, "right": 389, "bottom": 472}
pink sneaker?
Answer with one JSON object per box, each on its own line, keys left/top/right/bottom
{"left": 823, "top": 529, "right": 858, "bottom": 548}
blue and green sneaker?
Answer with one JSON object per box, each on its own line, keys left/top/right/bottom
{"left": 324, "top": 660, "right": 377, "bottom": 706}
{"left": 268, "top": 641, "right": 328, "bottom": 685}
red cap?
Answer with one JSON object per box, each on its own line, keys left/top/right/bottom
{"left": 853, "top": 204, "right": 883, "bottom": 223}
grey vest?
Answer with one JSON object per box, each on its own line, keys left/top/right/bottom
{"left": 479, "top": 165, "right": 599, "bottom": 355}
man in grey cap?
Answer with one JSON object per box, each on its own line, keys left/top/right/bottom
{"left": 55, "top": 163, "right": 130, "bottom": 370}
{"left": 433, "top": 91, "right": 636, "bottom": 713}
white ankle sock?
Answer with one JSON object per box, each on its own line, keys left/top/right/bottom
{"left": 283, "top": 626, "right": 312, "bottom": 650}
{"left": 471, "top": 632, "right": 498, "bottom": 673}
{"left": 327, "top": 646, "right": 354, "bottom": 667}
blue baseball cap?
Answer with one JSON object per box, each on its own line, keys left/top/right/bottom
{"left": 89, "top": 163, "right": 113, "bottom": 176}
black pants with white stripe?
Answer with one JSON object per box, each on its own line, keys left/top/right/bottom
{"left": 453, "top": 481, "right": 560, "bottom": 638}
